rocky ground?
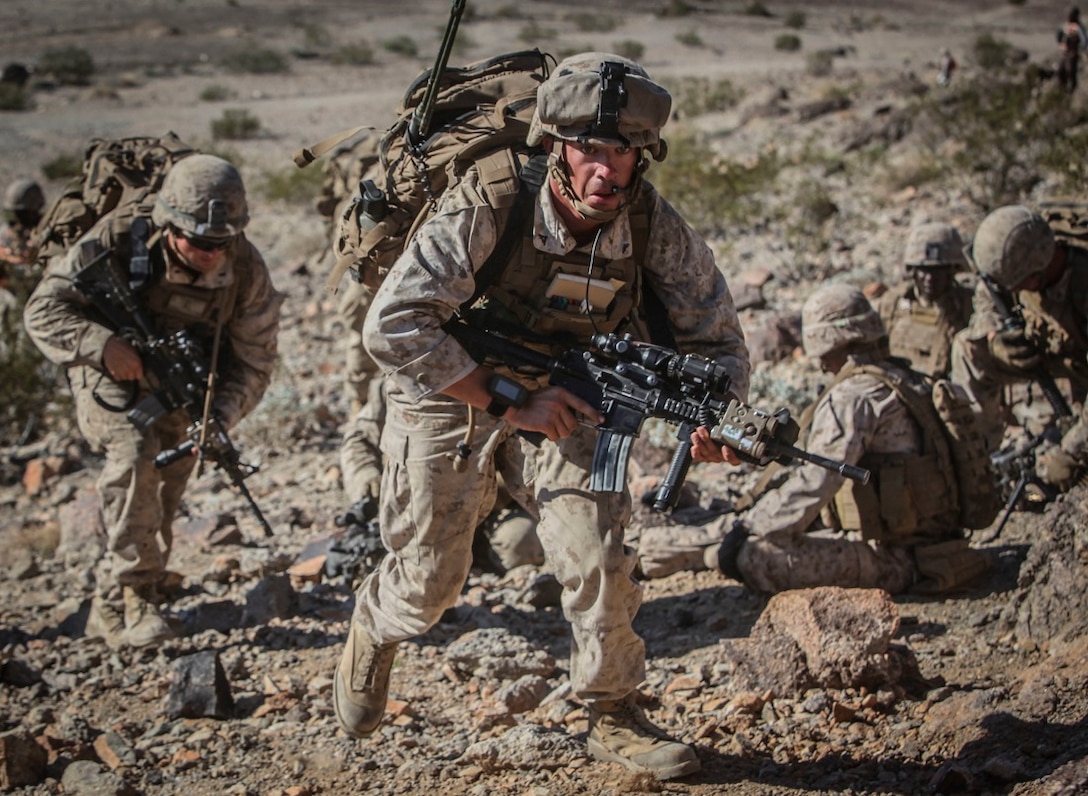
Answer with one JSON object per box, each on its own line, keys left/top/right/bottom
{"left": 2, "top": 1, "right": 1088, "bottom": 794}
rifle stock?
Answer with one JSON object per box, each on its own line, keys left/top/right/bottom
{"left": 446, "top": 321, "right": 870, "bottom": 512}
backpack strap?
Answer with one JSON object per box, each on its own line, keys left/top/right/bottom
{"left": 292, "top": 125, "right": 372, "bottom": 168}
{"left": 462, "top": 151, "right": 548, "bottom": 311}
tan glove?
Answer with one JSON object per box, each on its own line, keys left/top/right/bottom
{"left": 988, "top": 328, "right": 1043, "bottom": 375}
{"left": 1035, "top": 440, "right": 1080, "bottom": 492}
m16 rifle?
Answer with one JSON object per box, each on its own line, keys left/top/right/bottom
{"left": 446, "top": 322, "right": 870, "bottom": 512}
{"left": 72, "top": 249, "right": 273, "bottom": 536}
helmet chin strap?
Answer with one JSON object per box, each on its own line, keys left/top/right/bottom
{"left": 547, "top": 146, "right": 648, "bottom": 224}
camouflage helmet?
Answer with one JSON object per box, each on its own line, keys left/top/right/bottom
{"left": 526, "top": 52, "right": 671, "bottom": 161}
{"left": 801, "top": 283, "right": 886, "bottom": 358}
{"left": 151, "top": 154, "right": 249, "bottom": 238}
{"left": 903, "top": 222, "right": 967, "bottom": 270}
{"left": 3, "top": 179, "right": 45, "bottom": 213}
{"left": 971, "top": 205, "right": 1055, "bottom": 289}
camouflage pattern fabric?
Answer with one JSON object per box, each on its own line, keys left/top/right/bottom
{"left": 951, "top": 243, "right": 1088, "bottom": 435}
{"left": 877, "top": 279, "right": 972, "bottom": 379}
{"left": 23, "top": 215, "right": 282, "bottom": 596}
{"left": 736, "top": 351, "right": 927, "bottom": 594}
{"left": 354, "top": 165, "right": 749, "bottom": 701}
{"left": 0, "top": 222, "right": 34, "bottom": 267}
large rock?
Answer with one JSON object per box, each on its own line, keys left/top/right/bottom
{"left": 720, "top": 586, "right": 916, "bottom": 695}
{"left": 1002, "top": 485, "right": 1088, "bottom": 652}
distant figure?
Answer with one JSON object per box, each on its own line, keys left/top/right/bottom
{"left": 937, "top": 48, "right": 957, "bottom": 87}
{"left": 1057, "top": 7, "right": 1088, "bottom": 92}
{"left": 0, "top": 178, "right": 45, "bottom": 271}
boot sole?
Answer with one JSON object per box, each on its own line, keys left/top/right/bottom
{"left": 587, "top": 737, "right": 702, "bottom": 781}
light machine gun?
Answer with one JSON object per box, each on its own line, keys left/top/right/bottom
{"left": 447, "top": 322, "right": 870, "bottom": 512}
{"left": 72, "top": 250, "right": 274, "bottom": 536}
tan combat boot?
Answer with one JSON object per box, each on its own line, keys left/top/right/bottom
{"left": 334, "top": 621, "right": 397, "bottom": 738}
{"left": 587, "top": 694, "right": 701, "bottom": 780}
{"left": 122, "top": 586, "right": 175, "bottom": 648}
{"left": 85, "top": 596, "right": 126, "bottom": 650}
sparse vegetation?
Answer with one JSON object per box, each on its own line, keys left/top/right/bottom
{"left": 382, "top": 35, "right": 418, "bottom": 58}
{"left": 257, "top": 165, "right": 326, "bottom": 206}
{"left": 667, "top": 76, "right": 744, "bottom": 118}
{"left": 915, "top": 73, "right": 1088, "bottom": 209}
{"left": 612, "top": 40, "right": 645, "bottom": 61}
{"left": 972, "top": 32, "right": 1014, "bottom": 70}
{"left": 785, "top": 11, "right": 806, "bottom": 29}
{"left": 806, "top": 50, "right": 835, "bottom": 77}
{"left": 42, "top": 153, "right": 82, "bottom": 180}
{"left": 651, "top": 128, "right": 781, "bottom": 236}
{"left": 518, "top": 21, "right": 558, "bottom": 43}
{"left": 656, "top": 0, "right": 695, "bottom": 18}
{"left": 775, "top": 34, "right": 802, "bottom": 52}
{"left": 199, "top": 84, "right": 234, "bottom": 102}
{"left": 568, "top": 13, "right": 618, "bottom": 33}
{"left": 745, "top": 2, "right": 774, "bottom": 18}
{"left": 675, "top": 30, "right": 704, "bottom": 49}
{"left": 1, "top": 297, "right": 64, "bottom": 446}
{"left": 210, "top": 108, "right": 262, "bottom": 141}
{"left": 38, "top": 46, "right": 95, "bottom": 86}
{"left": 221, "top": 48, "right": 289, "bottom": 74}
{"left": 331, "top": 43, "right": 375, "bottom": 66}
{"left": 0, "top": 84, "right": 30, "bottom": 111}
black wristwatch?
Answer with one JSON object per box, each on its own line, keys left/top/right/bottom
{"left": 485, "top": 373, "right": 529, "bottom": 417}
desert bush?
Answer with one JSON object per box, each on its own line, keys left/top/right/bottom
{"left": 650, "top": 128, "right": 780, "bottom": 236}
{"left": 494, "top": 5, "right": 524, "bottom": 19}
{"left": 257, "top": 165, "right": 325, "bottom": 206}
{"left": 0, "top": 84, "right": 29, "bottom": 111}
{"left": 667, "top": 76, "right": 743, "bottom": 118}
{"left": 302, "top": 23, "right": 332, "bottom": 50}
{"left": 518, "top": 22, "right": 558, "bottom": 43}
{"left": 569, "top": 13, "right": 617, "bottom": 33}
{"left": 745, "top": 2, "right": 774, "bottom": 17}
{"left": 38, "top": 46, "right": 95, "bottom": 86}
{"left": 331, "top": 43, "right": 375, "bottom": 66}
{"left": 211, "top": 109, "right": 262, "bottom": 141}
{"left": 675, "top": 30, "right": 704, "bottom": 49}
{"left": 222, "top": 48, "right": 289, "bottom": 74}
{"left": 612, "top": 40, "right": 645, "bottom": 61}
{"left": 775, "top": 34, "right": 802, "bottom": 52}
{"left": 806, "top": 50, "right": 834, "bottom": 77}
{"left": 42, "top": 153, "right": 82, "bottom": 180}
{"left": 382, "top": 35, "right": 418, "bottom": 57}
{"left": 200, "top": 84, "right": 233, "bottom": 102}
{"left": 657, "top": 0, "right": 695, "bottom": 18}
{"left": 785, "top": 11, "right": 806, "bottom": 29}
{"left": 914, "top": 73, "right": 1088, "bottom": 209}
{"left": 972, "top": 33, "right": 1013, "bottom": 71}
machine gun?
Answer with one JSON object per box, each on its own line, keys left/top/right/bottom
{"left": 446, "top": 322, "right": 870, "bottom": 512}
{"left": 72, "top": 249, "right": 274, "bottom": 536}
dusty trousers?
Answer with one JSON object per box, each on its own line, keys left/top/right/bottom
{"left": 73, "top": 370, "right": 195, "bottom": 597}
{"left": 351, "top": 390, "right": 645, "bottom": 701}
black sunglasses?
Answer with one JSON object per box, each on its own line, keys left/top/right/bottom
{"left": 177, "top": 230, "right": 233, "bottom": 252}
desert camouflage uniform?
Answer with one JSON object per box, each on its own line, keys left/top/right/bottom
{"left": 358, "top": 168, "right": 749, "bottom": 699}
{"left": 736, "top": 352, "right": 927, "bottom": 594}
{"left": 0, "top": 221, "right": 34, "bottom": 267}
{"left": 952, "top": 244, "right": 1088, "bottom": 435}
{"left": 23, "top": 216, "right": 282, "bottom": 599}
{"left": 877, "top": 279, "right": 973, "bottom": 379}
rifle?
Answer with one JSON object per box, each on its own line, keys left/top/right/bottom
{"left": 446, "top": 322, "right": 870, "bottom": 512}
{"left": 407, "top": 0, "right": 467, "bottom": 148}
{"left": 978, "top": 271, "right": 1074, "bottom": 418}
{"left": 72, "top": 249, "right": 274, "bottom": 536}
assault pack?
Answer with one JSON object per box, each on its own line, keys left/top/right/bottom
{"left": 292, "top": 0, "right": 552, "bottom": 294}
{"left": 835, "top": 363, "right": 1002, "bottom": 535}
{"left": 31, "top": 133, "right": 197, "bottom": 265}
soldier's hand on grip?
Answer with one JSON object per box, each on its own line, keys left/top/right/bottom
{"left": 989, "top": 328, "right": 1043, "bottom": 375}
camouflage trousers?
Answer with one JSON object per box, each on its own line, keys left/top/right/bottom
{"left": 737, "top": 528, "right": 916, "bottom": 595}
{"left": 633, "top": 516, "right": 732, "bottom": 579}
{"left": 352, "top": 391, "right": 645, "bottom": 701}
{"left": 339, "top": 375, "right": 386, "bottom": 504}
{"left": 72, "top": 370, "right": 195, "bottom": 597}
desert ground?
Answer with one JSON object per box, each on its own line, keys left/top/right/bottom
{"left": 2, "top": 1, "right": 1088, "bottom": 795}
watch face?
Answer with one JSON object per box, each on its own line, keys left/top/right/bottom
{"left": 493, "top": 378, "right": 523, "bottom": 402}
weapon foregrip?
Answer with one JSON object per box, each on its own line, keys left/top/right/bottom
{"left": 155, "top": 440, "right": 195, "bottom": 469}
{"left": 653, "top": 432, "right": 694, "bottom": 512}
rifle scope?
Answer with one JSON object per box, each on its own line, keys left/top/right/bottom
{"left": 591, "top": 333, "right": 732, "bottom": 395}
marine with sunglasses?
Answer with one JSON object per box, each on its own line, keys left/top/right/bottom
{"left": 24, "top": 154, "right": 283, "bottom": 650}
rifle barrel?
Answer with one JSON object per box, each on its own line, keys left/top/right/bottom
{"left": 768, "top": 439, "right": 871, "bottom": 484}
